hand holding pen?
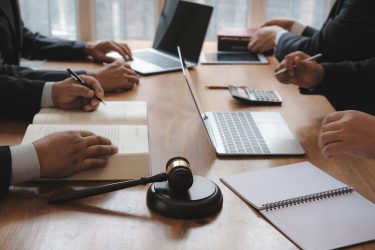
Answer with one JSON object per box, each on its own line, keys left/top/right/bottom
{"left": 67, "top": 68, "right": 105, "bottom": 105}
{"left": 274, "top": 53, "right": 322, "bottom": 76}
{"left": 274, "top": 52, "right": 324, "bottom": 89}
{"left": 48, "top": 69, "right": 106, "bottom": 111}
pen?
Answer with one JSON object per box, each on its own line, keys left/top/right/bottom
{"left": 67, "top": 68, "right": 105, "bottom": 104}
{"left": 274, "top": 53, "right": 323, "bottom": 76}
{"left": 205, "top": 85, "right": 247, "bottom": 89}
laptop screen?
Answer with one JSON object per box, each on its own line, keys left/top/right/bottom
{"left": 153, "top": 0, "right": 213, "bottom": 63}
{"left": 178, "top": 46, "right": 217, "bottom": 150}
{"left": 177, "top": 47, "right": 206, "bottom": 117}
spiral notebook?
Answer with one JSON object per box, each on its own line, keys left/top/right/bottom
{"left": 220, "top": 162, "right": 375, "bottom": 250}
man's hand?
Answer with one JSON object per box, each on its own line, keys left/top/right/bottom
{"left": 85, "top": 40, "right": 132, "bottom": 63}
{"left": 319, "top": 110, "right": 375, "bottom": 159}
{"left": 33, "top": 131, "right": 118, "bottom": 178}
{"left": 87, "top": 61, "right": 139, "bottom": 92}
{"left": 248, "top": 25, "right": 284, "bottom": 53}
{"left": 52, "top": 75, "right": 104, "bottom": 111}
{"left": 275, "top": 51, "right": 324, "bottom": 88}
{"left": 260, "top": 18, "right": 296, "bottom": 31}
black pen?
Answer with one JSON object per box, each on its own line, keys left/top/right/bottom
{"left": 67, "top": 68, "right": 105, "bottom": 104}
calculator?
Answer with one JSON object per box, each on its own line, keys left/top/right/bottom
{"left": 228, "top": 85, "right": 282, "bottom": 105}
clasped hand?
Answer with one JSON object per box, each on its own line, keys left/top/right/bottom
{"left": 319, "top": 111, "right": 375, "bottom": 159}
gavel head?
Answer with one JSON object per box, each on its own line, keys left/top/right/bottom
{"left": 165, "top": 156, "right": 193, "bottom": 192}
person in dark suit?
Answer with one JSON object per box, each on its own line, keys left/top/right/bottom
{"left": 248, "top": 0, "right": 375, "bottom": 62}
{"left": 0, "top": 74, "right": 104, "bottom": 120}
{"left": 0, "top": 0, "right": 139, "bottom": 92}
{"left": 274, "top": 51, "right": 375, "bottom": 115}
{"left": 0, "top": 75, "right": 118, "bottom": 197}
{"left": 274, "top": 51, "right": 375, "bottom": 159}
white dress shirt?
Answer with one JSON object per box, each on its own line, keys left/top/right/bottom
{"left": 275, "top": 21, "right": 307, "bottom": 45}
{"left": 10, "top": 82, "right": 54, "bottom": 184}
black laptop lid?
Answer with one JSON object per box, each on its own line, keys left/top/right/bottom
{"left": 153, "top": 0, "right": 213, "bottom": 63}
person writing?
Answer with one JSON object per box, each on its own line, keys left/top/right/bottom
{"left": 0, "top": 0, "right": 139, "bottom": 92}
{"left": 0, "top": 74, "right": 118, "bottom": 197}
{"left": 248, "top": 0, "right": 375, "bottom": 62}
{"left": 274, "top": 51, "right": 375, "bottom": 115}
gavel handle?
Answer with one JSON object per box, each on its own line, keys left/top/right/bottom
{"left": 48, "top": 173, "right": 168, "bottom": 204}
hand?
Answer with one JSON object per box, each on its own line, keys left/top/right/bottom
{"left": 248, "top": 25, "right": 284, "bottom": 53}
{"left": 319, "top": 110, "right": 375, "bottom": 159}
{"left": 275, "top": 51, "right": 324, "bottom": 88}
{"left": 52, "top": 75, "right": 104, "bottom": 111}
{"left": 85, "top": 40, "right": 132, "bottom": 63}
{"left": 260, "top": 18, "right": 296, "bottom": 31}
{"left": 87, "top": 61, "right": 139, "bottom": 92}
{"left": 33, "top": 131, "right": 118, "bottom": 178}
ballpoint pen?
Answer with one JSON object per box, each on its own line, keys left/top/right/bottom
{"left": 274, "top": 53, "right": 323, "bottom": 76}
{"left": 67, "top": 68, "right": 105, "bottom": 104}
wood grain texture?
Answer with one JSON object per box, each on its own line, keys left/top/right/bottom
{"left": 0, "top": 42, "right": 374, "bottom": 250}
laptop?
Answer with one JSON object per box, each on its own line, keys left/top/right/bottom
{"left": 177, "top": 47, "right": 305, "bottom": 156}
{"left": 107, "top": 0, "right": 213, "bottom": 75}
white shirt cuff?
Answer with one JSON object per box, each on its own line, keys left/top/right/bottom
{"left": 41, "top": 82, "right": 55, "bottom": 108}
{"left": 290, "top": 21, "right": 306, "bottom": 36}
{"left": 10, "top": 144, "right": 41, "bottom": 184}
{"left": 275, "top": 29, "right": 288, "bottom": 45}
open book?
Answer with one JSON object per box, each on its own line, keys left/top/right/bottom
{"left": 220, "top": 162, "right": 375, "bottom": 250}
{"left": 21, "top": 101, "right": 150, "bottom": 180}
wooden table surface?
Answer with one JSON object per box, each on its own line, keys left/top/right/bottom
{"left": 0, "top": 42, "right": 374, "bottom": 250}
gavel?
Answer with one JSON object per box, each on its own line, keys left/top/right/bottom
{"left": 48, "top": 156, "right": 193, "bottom": 204}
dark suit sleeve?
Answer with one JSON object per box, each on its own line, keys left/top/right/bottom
{"left": 275, "top": 0, "right": 375, "bottom": 62}
{"left": 0, "top": 146, "right": 11, "bottom": 198}
{"left": 0, "top": 75, "right": 45, "bottom": 120}
{"left": 301, "top": 58, "right": 375, "bottom": 114}
{"left": 301, "top": 26, "right": 318, "bottom": 37}
{"left": 319, "top": 59, "right": 375, "bottom": 92}
{"left": 21, "top": 27, "right": 86, "bottom": 61}
{"left": 0, "top": 62, "right": 86, "bottom": 82}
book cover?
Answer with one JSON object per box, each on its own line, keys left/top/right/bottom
{"left": 218, "top": 27, "right": 257, "bottom": 51}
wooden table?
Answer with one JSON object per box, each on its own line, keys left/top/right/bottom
{"left": 1, "top": 42, "right": 374, "bottom": 249}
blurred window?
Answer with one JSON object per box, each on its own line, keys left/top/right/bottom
{"left": 19, "top": 0, "right": 332, "bottom": 41}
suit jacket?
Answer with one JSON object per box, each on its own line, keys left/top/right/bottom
{"left": 0, "top": 146, "right": 11, "bottom": 198}
{"left": 0, "top": 75, "right": 44, "bottom": 120}
{"left": 302, "top": 58, "right": 375, "bottom": 115}
{"left": 276, "top": 0, "right": 375, "bottom": 62}
{"left": 0, "top": 75, "right": 45, "bottom": 198}
{"left": 0, "top": 0, "right": 86, "bottom": 82}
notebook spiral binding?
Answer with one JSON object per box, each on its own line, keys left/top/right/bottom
{"left": 261, "top": 186, "right": 354, "bottom": 211}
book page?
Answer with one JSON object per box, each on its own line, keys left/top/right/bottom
{"left": 32, "top": 101, "right": 147, "bottom": 125}
{"left": 220, "top": 161, "right": 347, "bottom": 209}
{"left": 22, "top": 124, "right": 149, "bottom": 154}
{"left": 262, "top": 192, "right": 375, "bottom": 249}
{"left": 21, "top": 124, "right": 150, "bottom": 180}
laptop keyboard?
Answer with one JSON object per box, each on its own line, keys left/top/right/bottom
{"left": 134, "top": 51, "right": 181, "bottom": 68}
{"left": 213, "top": 112, "right": 271, "bottom": 154}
